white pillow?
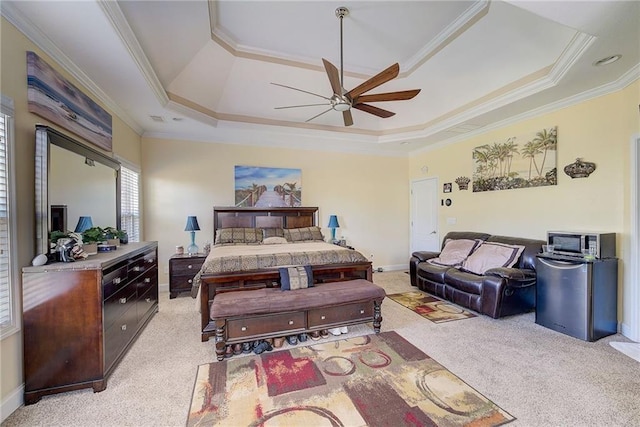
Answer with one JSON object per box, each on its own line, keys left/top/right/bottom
{"left": 262, "top": 236, "right": 289, "bottom": 245}
{"left": 462, "top": 242, "right": 525, "bottom": 275}
{"left": 431, "top": 238, "right": 483, "bottom": 266}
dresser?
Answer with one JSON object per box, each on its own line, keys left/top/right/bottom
{"left": 22, "top": 242, "right": 158, "bottom": 404}
{"left": 169, "top": 253, "right": 206, "bottom": 298}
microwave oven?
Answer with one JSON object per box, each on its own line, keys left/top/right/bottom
{"left": 547, "top": 231, "right": 616, "bottom": 259}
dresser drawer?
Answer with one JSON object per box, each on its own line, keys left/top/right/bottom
{"left": 308, "top": 302, "right": 373, "bottom": 327}
{"left": 171, "top": 258, "right": 205, "bottom": 275}
{"left": 104, "top": 282, "right": 137, "bottom": 330}
{"left": 128, "top": 250, "right": 157, "bottom": 279}
{"left": 102, "top": 265, "right": 128, "bottom": 300}
{"left": 104, "top": 304, "right": 137, "bottom": 370}
{"left": 227, "top": 312, "right": 305, "bottom": 339}
{"left": 171, "top": 275, "right": 195, "bottom": 292}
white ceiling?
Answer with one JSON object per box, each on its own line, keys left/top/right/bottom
{"left": 2, "top": 0, "right": 639, "bottom": 155}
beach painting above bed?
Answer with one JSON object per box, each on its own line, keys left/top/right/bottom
{"left": 235, "top": 165, "right": 302, "bottom": 207}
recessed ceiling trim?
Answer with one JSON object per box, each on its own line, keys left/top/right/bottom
{"left": 1, "top": 1, "right": 143, "bottom": 135}
{"left": 402, "top": 0, "right": 490, "bottom": 75}
{"left": 548, "top": 32, "right": 596, "bottom": 84}
{"left": 98, "top": 0, "right": 169, "bottom": 106}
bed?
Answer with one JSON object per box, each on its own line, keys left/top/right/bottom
{"left": 195, "top": 206, "right": 373, "bottom": 342}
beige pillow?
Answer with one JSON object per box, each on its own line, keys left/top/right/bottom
{"left": 214, "top": 228, "right": 263, "bottom": 245}
{"left": 263, "top": 236, "right": 289, "bottom": 245}
{"left": 429, "top": 238, "right": 483, "bottom": 266}
{"left": 462, "top": 242, "right": 525, "bottom": 275}
{"left": 283, "top": 226, "right": 324, "bottom": 242}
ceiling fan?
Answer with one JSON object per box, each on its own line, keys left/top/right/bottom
{"left": 272, "top": 6, "right": 421, "bottom": 127}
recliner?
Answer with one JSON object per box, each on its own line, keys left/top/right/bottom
{"left": 411, "top": 231, "right": 544, "bottom": 318}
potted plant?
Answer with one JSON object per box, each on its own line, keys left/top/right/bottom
{"left": 103, "top": 226, "right": 126, "bottom": 246}
{"left": 81, "top": 226, "right": 104, "bottom": 255}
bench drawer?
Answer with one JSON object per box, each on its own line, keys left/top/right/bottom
{"left": 227, "top": 312, "right": 305, "bottom": 339}
{"left": 308, "top": 302, "right": 373, "bottom": 327}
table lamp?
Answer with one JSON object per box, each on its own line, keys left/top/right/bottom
{"left": 327, "top": 215, "right": 339, "bottom": 243}
{"left": 185, "top": 216, "right": 201, "bottom": 255}
{"left": 74, "top": 216, "right": 93, "bottom": 233}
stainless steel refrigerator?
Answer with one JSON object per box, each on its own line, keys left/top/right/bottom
{"left": 535, "top": 255, "right": 618, "bottom": 341}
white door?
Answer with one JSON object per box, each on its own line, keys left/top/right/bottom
{"left": 410, "top": 178, "right": 439, "bottom": 254}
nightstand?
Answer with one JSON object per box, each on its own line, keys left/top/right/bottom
{"left": 169, "top": 253, "right": 206, "bottom": 299}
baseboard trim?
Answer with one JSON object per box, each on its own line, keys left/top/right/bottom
{"left": 1, "top": 383, "right": 23, "bottom": 423}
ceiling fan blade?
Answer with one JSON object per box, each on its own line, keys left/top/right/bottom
{"left": 322, "top": 58, "right": 342, "bottom": 95}
{"left": 305, "top": 107, "right": 333, "bottom": 123}
{"left": 343, "top": 110, "right": 353, "bottom": 127}
{"left": 271, "top": 82, "right": 331, "bottom": 100}
{"left": 347, "top": 63, "right": 400, "bottom": 99}
{"left": 275, "top": 103, "right": 331, "bottom": 110}
{"left": 353, "top": 103, "right": 395, "bottom": 118}
{"left": 354, "top": 89, "right": 421, "bottom": 104}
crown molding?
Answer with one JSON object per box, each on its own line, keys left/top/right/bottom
{"left": 97, "top": 0, "right": 169, "bottom": 106}
{"left": 1, "top": 2, "right": 143, "bottom": 135}
{"left": 413, "top": 65, "right": 640, "bottom": 154}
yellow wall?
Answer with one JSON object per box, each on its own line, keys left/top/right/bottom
{"left": 0, "top": 18, "right": 142, "bottom": 409}
{"left": 410, "top": 80, "right": 640, "bottom": 331}
{"left": 141, "top": 137, "right": 409, "bottom": 283}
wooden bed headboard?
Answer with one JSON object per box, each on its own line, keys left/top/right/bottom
{"left": 213, "top": 207, "right": 319, "bottom": 236}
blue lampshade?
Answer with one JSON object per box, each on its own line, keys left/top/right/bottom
{"left": 184, "top": 216, "right": 201, "bottom": 231}
{"left": 327, "top": 215, "right": 340, "bottom": 229}
{"left": 74, "top": 216, "right": 93, "bottom": 233}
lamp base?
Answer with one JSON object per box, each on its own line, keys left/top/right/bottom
{"left": 187, "top": 243, "right": 199, "bottom": 255}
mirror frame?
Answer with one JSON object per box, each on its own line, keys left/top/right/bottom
{"left": 35, "top": 125, "right": 121, "bottom": 257}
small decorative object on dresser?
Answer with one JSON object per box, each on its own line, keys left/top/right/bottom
{"left": 169, "top": 253, "right": 207, "bottom": 299}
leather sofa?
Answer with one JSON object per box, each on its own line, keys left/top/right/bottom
{"left": 410, "top": 231, "right": 545, "bottom": 318}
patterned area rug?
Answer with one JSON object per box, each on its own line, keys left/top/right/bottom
{"left": 387, "top": 291, "right": 477, "bottom": 323}
{"left": 187, "top": 331, "right": 514, "bottom": 426}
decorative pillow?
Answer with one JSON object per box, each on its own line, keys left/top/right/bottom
{"left": 462, "top": 242, "right": 525, "bottom": 275}
{"left": 262, "top": 227, "right": 285, "bottom": 239}
{"left": 279, "top": 265, "right": 314, "bottom": 290}
{"left": 283, "top": 226, "right": 324, "bottom": 242}
{"left": 214, "top": 228, "right": 263, "bottom": 245}
{"left": 263, "top": 236, "right": 289, "bottom": 245}
{"left": 428, "top": 238, "right": 484, "bottom": 266}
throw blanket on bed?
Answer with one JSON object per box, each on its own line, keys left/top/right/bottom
{"left": 190, "top": 241, "right": 369, "bottom": 298}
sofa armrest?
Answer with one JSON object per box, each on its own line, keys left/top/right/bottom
{"left": 484, "top": 268, "right": 536, "bottom": 287}
{"left": 411, "top": 251, "right": 440, "bottom": 262}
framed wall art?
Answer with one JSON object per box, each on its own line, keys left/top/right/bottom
{"left": 27, "top": 51, "right": 113, "bottom": 151}
{"left": 234, "top": 165, "right": 302, "bottom": 207}
{"left": 472, "top": 126, "right": 557, "bottom": 192}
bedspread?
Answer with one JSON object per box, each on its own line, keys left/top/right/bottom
{"left": 190, "top": 242, "right": 368, "bottom": 298}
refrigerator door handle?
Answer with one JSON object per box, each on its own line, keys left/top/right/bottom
{"left": 537, "top": 258, "right": 585, "bottom": 270}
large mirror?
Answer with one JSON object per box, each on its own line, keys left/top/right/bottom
{"left": 35, "top": 125, "right": 120, "bottom": 258}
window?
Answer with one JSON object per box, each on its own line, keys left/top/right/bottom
{"left": 119, "top": 162, "right": 140, "bottom": 243}
{"left": 1, "top": 95, "right": 19, "bottom": 338}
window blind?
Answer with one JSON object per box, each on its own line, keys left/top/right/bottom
{"left": 120, "top": 165, "right": 140, "bottom": 242}
{"left": 0, "top": 114, "right": 11, "bottom": 330}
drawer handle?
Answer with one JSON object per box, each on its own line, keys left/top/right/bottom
{"left": 321, "top": 315, "right": 326, "bottom": 320}
{"left": 133, "top": 266, "right": 141, "bottom": 272}
{"left": 147, "top": 258, "right": 154, "bottom": 263}
{"left": 119, "top": 297, "right": 127, "bottom": 304}
{"left": 113, "top": 277, "right": 121, "bottom": 285}
{"left": 144, "top": 278, "right": 150, "bottom": 283}
{"left": 360, "top": 309, "right": 365, "bottom": 314}
{"left": 121, "top": 324, "right": 127, "bottom": 331}
{"left": 188, "top": 264, "right": 193, "bottom": 269}
{"left": 288, "top": 320, "right": 294, "bottom": 325}
{"left": 188, "top": 279, "right": 193, "bottom": 284}
{"left": 241, "top": 326, "right": 247, "bottom": 331}
{"left": 145, "top": 297, "right": 151, "bottom": 303}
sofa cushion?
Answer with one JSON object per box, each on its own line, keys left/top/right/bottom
{"left": 444, "top": 269, "right": 484, "bottom": 295}
{"left": 428, "top": 238, "right": 483, "bottom": 266}
{"left": 417, "top": 262, "right": 450, "bottom": 284}
{"left": 461, "top": 242, "right": 525, "bottom": 275}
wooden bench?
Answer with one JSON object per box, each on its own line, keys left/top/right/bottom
{"left": 199, "top": 262, "right": 372, "bottom": 342}
{"left": 209, "top": 278, "right": 385, "bottom": 361}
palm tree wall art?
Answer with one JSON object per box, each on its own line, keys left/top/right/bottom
{"left": 472, "top": 126, "right": 557, "bottom": 192}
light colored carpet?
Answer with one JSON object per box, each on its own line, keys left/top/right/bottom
{"left": 3, "top": 271, "right": 640, "bottom": 426}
